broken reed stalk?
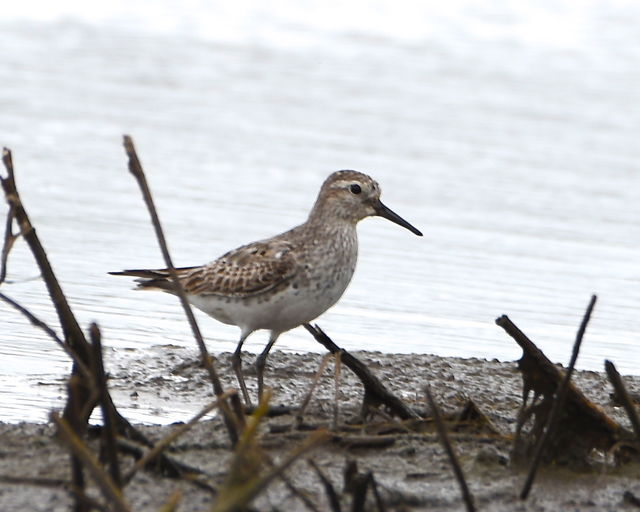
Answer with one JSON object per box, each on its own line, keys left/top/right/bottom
{"left": 89, "top": 323, "right": 122, "bottom": 489}
{"left": 605, "top": 360, "right": 640, "bottom": 440}
{"left": 52, "top": 412, "right": 131, "bottom": 512}
{"left": 520, "top": 294, "right": 597, "bottom": 500}
{"left": 0, "top": 201, "right": 16, "bottom": 284}
{"left": 303, "top": 323, "right": 419, "bottom": 420}
{"left": 2, "top": 148, "right": 97, "bottom": 512}
{"left": 124, "top": 390, "right": 236, "bottom": 484}
{"left": 424, "top": 384, "right": 476, "bottom": 512}
{"left": 121, "top": 135, "right": 239, "bottom": 446}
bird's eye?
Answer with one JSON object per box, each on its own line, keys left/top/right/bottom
{"left": 350, "top": 184, "right": 362, "bottom": 194}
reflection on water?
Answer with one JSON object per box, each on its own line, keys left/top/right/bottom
{"left": 1, "top": 2, "right": 639, "bottom": 423}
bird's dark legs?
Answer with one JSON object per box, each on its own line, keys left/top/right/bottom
{"left": 256, "top": 332, "right": 280, "bottom": 401}
{"left": 232, "top": 332, "right": 252, "bottom": 407}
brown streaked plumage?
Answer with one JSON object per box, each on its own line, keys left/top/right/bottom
{"left": 110, "top": 170, "right": 422, "bottom": 405}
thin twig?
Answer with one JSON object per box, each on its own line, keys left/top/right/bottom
{"left": 52, "top": 412, "right": 131, "bottom": 512}
{"left": 520, "top": 294, "right": 597, "bottom": 500}
{"left": 122, "top": 135, "right": 239, "bottom": 446}
{"left": 124, "top": 390, "right": 235, "bottom": 484}
{"left": 0, "top": 292, "right": 92, "bottom": 379}
{"left": 605, "top": 360, "right": 640, "bottom": 440}
{"left": 333, "top": 351, "right": 342, "bottom": 431}
{"left": 424, "top": 384, "right": 476, "bottom": 512}
{"left": 298, "top": 353, "right": 333, "bottom": 422}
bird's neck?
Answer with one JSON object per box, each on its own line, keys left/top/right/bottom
{"left": 306, "top": 205, "right": 357, "bottom": 235}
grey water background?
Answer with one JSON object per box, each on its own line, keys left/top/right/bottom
{"left": 1, "top": 2, "right": 638, "bottom": 423}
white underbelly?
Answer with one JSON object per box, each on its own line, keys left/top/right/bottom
{"left": 187, "top": 267, "right": 354, "bottom": 334}
{"left": 189, "top": 228, "right": 358, "bottom": 334}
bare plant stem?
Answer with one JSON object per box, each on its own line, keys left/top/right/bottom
{"left": 121, "top": 136, "right": 239, "bottom": 445}
{"left": 424, "top": 384, "right": 476, "bottom": 512}
{"left": 89, "top": 323, "right": 122, "bottom": 489}
{"left": 520, "top": 294, "right": 597, "bottom": 500}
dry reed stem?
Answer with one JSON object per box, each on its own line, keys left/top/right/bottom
{"left": 89, "top": 323, "right": 122, "bottom": 489}
{"left": 122, "top": 135, "right": 239, "bottom": 446}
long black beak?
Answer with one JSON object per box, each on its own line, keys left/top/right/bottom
{"left": 375, "top": 200, "right": 423, "bottom": 236}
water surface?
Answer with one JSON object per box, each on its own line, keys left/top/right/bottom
{"left": 1, "top": 1, "right": 639, "bottom": 423}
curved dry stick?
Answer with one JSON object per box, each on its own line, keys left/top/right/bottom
{"left": 303, "top": 323, "right": 419, "bottom": 420}
{"left": 1, "top": 148, "right": 90, "bottom": 362}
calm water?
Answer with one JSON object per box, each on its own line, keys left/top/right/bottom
{"left": 1, "top": 1, "right": 639, "bottom": 423}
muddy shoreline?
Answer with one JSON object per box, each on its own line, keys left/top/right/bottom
{"left": 2, "top": 350, "right": 640, "bottom": 511}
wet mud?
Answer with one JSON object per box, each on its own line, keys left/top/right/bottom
{"left": 1, "top": 349, "right": 640, "bottom": 511}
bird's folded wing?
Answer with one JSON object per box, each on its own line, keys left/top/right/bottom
{"left": 180, "top": 239, "right": 298, "bottom": 297}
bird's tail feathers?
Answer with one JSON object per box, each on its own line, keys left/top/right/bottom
{"left": 109, "top": 267, "right": 196, "bottom": 292}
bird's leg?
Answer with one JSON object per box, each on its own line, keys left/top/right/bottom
{"left": 232, "top": 331, "right": 252, "bottom": 407}
{"left": 256, "top": 332, "right": 280, "bottom": 402}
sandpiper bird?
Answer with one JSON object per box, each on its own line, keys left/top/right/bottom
{"left": 111, "top": 170, "right": 422, "bottom": 405}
